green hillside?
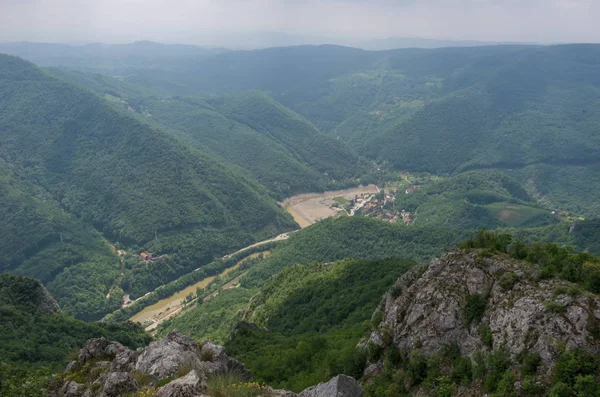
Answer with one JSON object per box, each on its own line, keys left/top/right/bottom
{"left": 227, "top": 258, "right": 414, "bottom": 392}
{"left": 390, "top": 170, "right": 557, "bottom": 230}
{"left": 0, "top": 54, "right": 295, "bottom": 319}
{"left": 46, "top": 69, "right": 360, "bottom": 198}
{"left": 0, "top": 273, "right": 151, "bottom": 396}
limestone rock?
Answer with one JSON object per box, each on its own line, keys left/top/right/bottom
{"left": 135, "top": 330, "right": 204, "bottom": 378}
{"left": 55, "top": 330, "right": 360, "bottom": 397}
{"left": 60, "top": 381, "right": 84, "bottom": 397}
{"left": 78, "top": 338, "right": 129, "bottom": 365}
{"left": 155, "top": 369, "right": 205, "bottom": 397}
{"left": 368, "top": 249, "right": 600, "bottom": 369}
{"left": 299, "top": 375, "right": 363, "bottom": 397}
{"left": 101, "top": 372, "right": 138, "bottom": 397}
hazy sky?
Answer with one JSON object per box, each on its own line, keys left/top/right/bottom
{"left": 1, "top": 0, "right": 599, "bottom": 45}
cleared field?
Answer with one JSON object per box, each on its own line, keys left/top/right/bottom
{"left": 282, "top": 185, "right": 379, "bottom": 228}
{"left": 486, "top": 202, "right": 549, "bottom": 226}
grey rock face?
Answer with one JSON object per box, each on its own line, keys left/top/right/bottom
{"left": 300, "top": 375, "right": 363, "bottom": 397}
{"left": 78, "top": 338, "right": 128, "bottom": 365}
{"left": 155, "top": 369, "right": 205, "bottom": 397}
{"left": 135, "top": 331, "right": 204, "bottom": 378}
{"left": 59, "top": 381, "right": 84, "bottom": 397}
{"left": 101, "top": 372, "right": 139, "bottom": 397}
{"left": 369, "top": 250, "right": 600, "bottom": 367}
{"left": 37, "top": 283, "right": 60, "bottom": 314}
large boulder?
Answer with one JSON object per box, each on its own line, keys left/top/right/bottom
{"left": 155, "top": 369, "right": 206, "bottom": 397}
{"left": 59, "top": 381, "right": 84, "bottom": 397}
{"left": 299, "top": 375, "right": 363, "bottom": 397}
{"left": 135, "top": 331, "right": 203, "bottom": 378}
{"left": 78, "top": 338, "right": 129, "bottom": 365}
{"left": 101, "top": 372, "right": 139, "bottom": 397}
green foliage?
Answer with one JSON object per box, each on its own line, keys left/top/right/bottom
{"left": 553, "top": 349, "right": 599, "bottom": 387}
{"left": 436, "top": 376, "right": 456, "bottom": 397}
{"left": 520, "top": 351, "right": 541, "bottom": 376}
{"left": 544, "top": 301, "right": 566, "bottom": 313}
{"left": 484, "top": 349, "right": 511, "bottom": 393}
{"left": 464, "top": 294, "right": 488, "bottom": 326}
{"left": 498, "top": 272, "right": 519, "bottom": 291}
{"left": 0, "top": 274, "right": 151, "bottom": 396}
{"left": 477, "top": 324, "right": 493, "bottom": 348}
{"left": 548, "top": 382, "right": 572, "bottom": 397}
{"left": 406, "top": 353, "right": 429, "bottom": 386}
{"left": 495, "top": 370, "right": 517, "bottom": 397}
{"left": 155, "top": 288, "right": 254, "bottom": 344}
{"left": 450, "top": 357, "right": 473, "bottom": 385}
{"left": 574, "top": 375, "right": 599, "bottom": 397}
{"left": 245, "top": 216, "right": 467, "bottom": 288}
{"left": 226, "top": 258, "right": 412, "bottom": 391}
{"left": 206, "top": 372, "right": 268, "bottom": 397}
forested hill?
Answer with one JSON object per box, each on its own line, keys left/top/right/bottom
{"left": 45, "top": 69, "right": 360, "bottom": 197}
{"left": 0, "top": 273, "right": 151, "bottom": 396}
{"left": 0, "top": 54, "right": 296, "bottom": 320}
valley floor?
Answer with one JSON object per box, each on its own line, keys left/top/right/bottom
{"left": 282, "top": 185, "right": 380, "bottom": 227}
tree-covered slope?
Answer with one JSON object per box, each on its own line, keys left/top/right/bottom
{"left": 0, "top": 273, "right": 151, "bottom": 396}
{"left": 45, "top": 67, "right": 361, "bottom": 197}
{"left": 0, "top": 54, "right": 296, "bottom": 319}
{"left": 226, "top": 258, "right": 414, "bottom": 391}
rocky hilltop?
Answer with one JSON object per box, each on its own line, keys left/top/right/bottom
{"left": 0, "top": 273, "right": 59, "bottom": 315}
{"left": 365, "top": 247, "right": 600, "bottom": 395}
{"left": 51, "top": 330, "right": 363, "bottom": 397}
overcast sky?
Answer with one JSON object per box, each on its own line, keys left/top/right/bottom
{"left": 1, "top": 0, "right": 599, "bottom": 46}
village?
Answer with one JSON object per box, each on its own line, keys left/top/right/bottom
{"left": 331, "top": 186, "right": 417, "bottom": 225}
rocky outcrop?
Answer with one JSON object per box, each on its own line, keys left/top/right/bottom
{"left": 52, "top": 330, "right": 248, "bottom": 397}
{"left": 367, "top": 249, "right": 600, "bottom": 370}
{"left": 299, "top": 375, "right": 363, "bottom": 397}
{"left": 37, "top": 282, "right": 60, "bottom": 314}
{"left": 53, "top": 330, "right": 363, "bottom": 397}
{"left": 154, "top": 370, "right": 205, "bottom": 397}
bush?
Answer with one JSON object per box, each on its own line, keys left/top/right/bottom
{"left": 406, "top": 353, "right": 428, "bottom": 386}
{"left": 574, "top": 375, "right": 599, "bottom": 397}
{"left": 498, "top": 272, "right": 519, "bottom": 291}
{"left": 495, "top": 370, "right": 517, "bottom": 397}
{"left": 206, "top": 372, "right": 268, "bottom": 397}
{"left": 450, "top": 357, "right": 472, "bottom": 385}
{"left": 553, "top": 349, "right": 599, "bottom": 386}
{"left": 464, "top": 294, "right": 487, "bottom": 325}
{"left": 477, "top": 324, "right": 493, "bottom": 348}
{"left": 484, "top": 349, "right": 511, "bottom": 393}
{"left": 520, "top": 351, "right": 541, "bottom": 376}
{"left": 436, "top": 376, "right": 456, "bottom": 397}
{"left": 543, "top": 301, "right": 566, "bottom": 313}
{"left": 548, "top": 382, "right": 572, "bottom": 397}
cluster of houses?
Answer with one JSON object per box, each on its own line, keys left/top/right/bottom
{"left": 357, "top": 190, "right": 415, "bottom": 225}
